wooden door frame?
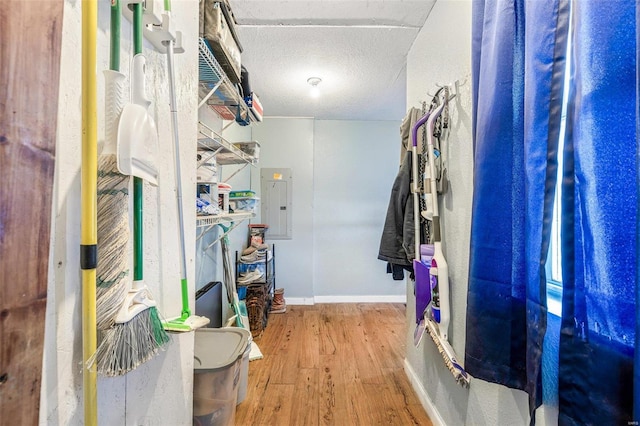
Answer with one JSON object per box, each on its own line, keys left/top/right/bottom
{"left": 0, "top": 1, "right": 64, "bottom": 424}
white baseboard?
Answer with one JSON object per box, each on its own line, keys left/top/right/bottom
{"left": 313, "top": 295, "right": 407, "bottom": 304}
{"left": 286, "top": 295, "right": 407, "bottom": 305}
{"left": 286, "top": 297, "right": 315, "bottom": 305}
{"left": 404, "top": 358, "right": 446, "bottom": 426}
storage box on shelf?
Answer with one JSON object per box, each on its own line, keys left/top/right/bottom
{"left": 229, "top": 190, "right": 259, "bottom": 213}
{"left": 199, "top": 0, "right": 242, "bottom": 83}
{"left": 229, "top": 197, "right": 259, "bottom": 213}
{"left": 244, "top": 92, "right": 263, "bottom": 122}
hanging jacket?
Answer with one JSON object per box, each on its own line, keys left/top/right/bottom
{"left": 399, "top": 107, "right": 424, "bottom": 163}
{"left": 378, "top": 151, "right": 414, "bottom": 268}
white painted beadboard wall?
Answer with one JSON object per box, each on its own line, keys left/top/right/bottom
{"left": 42, "top": 0, "right": 199, "bottom": 424}
{"left": 403, "top": 1, "right": 557, "bottom": 425}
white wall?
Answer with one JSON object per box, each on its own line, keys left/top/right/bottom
{"left": 403, "top": 1, "right": 554, "bottom": 425}
{"left": 42, "top": 1, "right": 199, "bottom": 424}
{"left": 246, "top": 118, "right": 404, "bottom": 303}
{"left": 312, "top": 120, "right": 405, "bottom": 301}
{"left": 249, "top": 118, "right": 316, "bottom": 301}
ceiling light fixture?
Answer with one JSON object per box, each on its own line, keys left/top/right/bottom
{"left": 307, "top": 77, "right": 322, "bottom": 98}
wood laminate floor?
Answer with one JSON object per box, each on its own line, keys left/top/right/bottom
{"left": 235, "top": 303, "right": 433, "bottom": 425}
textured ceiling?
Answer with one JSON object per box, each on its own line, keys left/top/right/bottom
{"left": 228, "top": 0, "right": 437, "bottom": 121}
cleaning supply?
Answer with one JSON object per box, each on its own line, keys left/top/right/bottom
{"left": 425, "top": 100, "right": 450, "bottom": 341}
{"left": 96, "top": 0, "right": 129, "bottom": 334}
{"left": 93, "top": 2, "right": 170, "bottom": 376}
{"left": 160, "top": 2, "right": 210, "bottom": 332}
{"left": 219, "top": 224, "right": 264, "bottom": 361}
{"left": 116, "top": 4, "right": 159, "bottom": 187}
{"left": 414, "top": 92, "right": 470, "bottom": 388}
{"left": 410, "top": 110, "right": 432, "bottom": 348}
{"left": 414, "top": 244, "right": 434, "bottom": 325}
{"left": 116, "top": 51, "right": 159, "bottom": 185}
{"left": 80, "top": 0, "right": 98, "bottom": 421}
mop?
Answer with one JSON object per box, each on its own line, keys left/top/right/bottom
{"left": 414, "top": 91, "right": 470, "bottom": 388}
{"left": 161, "top": 10, "right": 210, "bottom": 332}
{"left": 219, "top": 224, "right": 263, "bottom": 361}
{"left": 92, "top": 1, "right": 170, "bottom": 377}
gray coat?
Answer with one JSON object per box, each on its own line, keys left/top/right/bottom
{"left": 378, "top": 151, "right": 414, "bottom": 266}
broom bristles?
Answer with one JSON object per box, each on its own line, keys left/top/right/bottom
{"left": 97, "top": 154, "right": 130, "bottom": 330}
{"left": 425, "top": 318, "right": 470, "bottom": 388}
{"left": 92, "top": 307, "right": 170, "bottom": 377}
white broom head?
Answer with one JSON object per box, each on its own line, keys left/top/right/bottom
{"left": 115, "top": 282, "right": 157, "bottom": 323}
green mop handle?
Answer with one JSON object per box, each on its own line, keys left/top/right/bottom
{"left": 180, "top": 277, "right": 189, "bottom": 319}
{"left": 110, "top": 0, "right": 120, "bottom": 72}
{"left": 133, "top": 2, "right": 144, "bottom": 283}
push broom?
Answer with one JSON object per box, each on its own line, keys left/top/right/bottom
{"left": 414, "top": 93, "right": 470, "bottom": 387}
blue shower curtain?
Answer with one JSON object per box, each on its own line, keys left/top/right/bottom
{"left": 466, "top": 0, "right": 570, "bottom": 418}
{"left": 558, "top": 2, "right": 637, "bottom": 424}
{"left": 468, "top": 0, "right": 638, "bottom": 423}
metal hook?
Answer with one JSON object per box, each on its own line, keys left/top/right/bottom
{"left": 433, "top": 78, "right": 467, "bottom": 100}
{"left": 452, "top": 78, "right": 468, "bottom": 99}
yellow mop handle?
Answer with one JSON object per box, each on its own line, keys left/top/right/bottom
{"left": 81, "top": 0, "right": 98, "bottom": 424}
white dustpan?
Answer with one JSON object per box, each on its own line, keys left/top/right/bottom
{"left": 117, "top": 54, "right": 159, "bottom": 186}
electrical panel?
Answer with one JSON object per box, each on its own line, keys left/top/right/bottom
{"left": 260, "top": 168, "right": 292, "bottom": 239}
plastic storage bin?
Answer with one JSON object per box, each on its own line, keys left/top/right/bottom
{"left": 234, "top": 141, "right": 260, "bottom": 159}
{"left": 193, "top": 328, "right": 248, "bottom": 426}
{"left": 234, "top": 328, "right": 252, "bottom": 405}
{"left": 229, "top": 197, "right": 259, "bottom": 213}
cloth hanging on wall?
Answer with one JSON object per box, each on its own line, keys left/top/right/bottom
{"left": 467, "top": 0, "right": 528, "bottom": 394}
{"left": 558, "top": 2, "right": 637, "bottom": 423}
{"left": 378, "top": 151, "right": 415, "bottom": 270}
{"left": 465, "top": 0, "right": 570, "bottom": 420}
{"left": 400, "top": 107, "right": 423, "bottom": 162}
